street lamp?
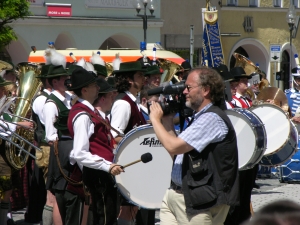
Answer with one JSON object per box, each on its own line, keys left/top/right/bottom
{"left": 133, "top": 0, "right": 156, "bottom": 44}
{"left": 286, "top": 2, "right": 296, "bottom": 81}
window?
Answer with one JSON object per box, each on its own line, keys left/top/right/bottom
{"left": 243, "top": 16, "right": 254, "bottom": 32}
{"left": 249, "top": 0, "right": 258, "bottom": 7}
{"left": 227, "top": 0, "right": 237, "bottom": 6}
{"left": 273, "top": 0, "right": 281, "bottom": 7}
{"left": 293, "top": 0, "right": 299, "bottom": 8}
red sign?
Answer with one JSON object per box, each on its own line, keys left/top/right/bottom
{"left": 47, "top": 6, "right": 72, "bottom": 17}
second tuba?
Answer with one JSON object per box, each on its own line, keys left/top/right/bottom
{"left": 157, "top": 58, "right": 183, "bottom": 83}
{"left": 4, "top": 62, "right": 43, "bottom": 170}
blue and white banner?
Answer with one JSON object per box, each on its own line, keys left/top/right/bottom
{"left": 201, "top": 11, "right": 224, "bottom": 68}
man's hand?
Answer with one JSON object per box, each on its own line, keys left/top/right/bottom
{"left": 109, "top": 164, "right": 124, "bottom": 176}
{"left": 149, "top": 102, "right": 164, "bottom": 123}
{"left": 292, "top": 116, "right": 300, "bottom": 124}
{"left": 17, "top": 121, "right": 34, "bottom": 129}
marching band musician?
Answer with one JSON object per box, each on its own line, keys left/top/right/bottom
{"left": 67, "top": 67, "right": 124, "bottom": 225}
{"left": 286, "top": 67, "right": 300, "bottom": 124}
{"left": 175, "top": 60, "right": 192, "bottom": 81}
{"left": 43, "top": 64, "right": 75, "bottom": 225}
{"left": 224, "top": 67, "right": 257, "bottom": 225}
{"left": 110, "top": 61, "right": 155, "bottom": 225}
{"left": 144, "top": 65, "right": 163, "bottom": 87}
{"left": 26, "top": 64, "right": 52, "bottom": 223}
{"left": 0, "top": 75, "right": 33, "bottom": 225}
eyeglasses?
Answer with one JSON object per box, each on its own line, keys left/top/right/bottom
{"left": 185, "top": 85, "right": 200, "bottom": 92}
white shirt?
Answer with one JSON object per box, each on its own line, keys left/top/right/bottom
{"left": 69, "top": 99, "right": 112, "bottom": 172}
{"left": 43, "top": 90, "right": 72, "bottom": 142}
{"left": 0, "top": 115, "right": 17, "bottom": 137}
{"left": 110, "top": 91, "right": 141, "bottom": 138}
{"left": 139, "top": 104, "right": 148, "bottom": 115}
{"left": 32, "top": 89, "right": 51, "bottom": 125}
{"left": 233, "top": 92, "right": 251, "bottom": 108}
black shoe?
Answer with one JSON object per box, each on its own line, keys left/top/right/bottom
{"left": 7, "top": 219, "right": 16, "bottom": 225}
{"left": 253, "top": 183, "right": 260, "bottom": 189}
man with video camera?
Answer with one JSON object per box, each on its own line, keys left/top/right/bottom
{"left": 149, "top": 67, "right": 239, "bottom": 225}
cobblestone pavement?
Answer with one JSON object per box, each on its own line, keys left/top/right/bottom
{"left": 12, "top": 177, "right": 299, "bottom": 225}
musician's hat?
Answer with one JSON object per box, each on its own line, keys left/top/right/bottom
{"left": 97, "top": 77, "right": 116, "bottom": 93}
{"left": 231, "top": 67, "right": 252, "bottom": 79}
{"left": 68, "top": 67, "right": 97, "bottom": 90}
{"left": 292, "top": 67, "right": 300, "bottom": 76}
{"left": 145, "top": 65, "right": 163, "bottom": 76}
{"left": 113, "top": 61, "right": 147, "bottom": 75}
{"left": 36, "top": 64, "right": 51, "bottom": 79}
{"left": 46, "top": 65, "right": 68, "bottom": 78}
{"left": 0, "top": 76, "right": 13, "bottom": 87}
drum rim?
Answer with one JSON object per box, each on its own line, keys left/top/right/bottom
{"left": 225, "top": 108, "right": 267, "bottom": 170}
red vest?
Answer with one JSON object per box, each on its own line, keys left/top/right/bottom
{"left": 116, "top": 93, "right": 146, "bottom": 134}
{"left": 232, "top": 95, "right": 252, "bottom": 109}
{"left": 68, "top": 102, "right": 114, "bottom": 162}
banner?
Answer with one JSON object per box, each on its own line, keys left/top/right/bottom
{"left": 201, "top": 10, "right": 224, "bottom": 68}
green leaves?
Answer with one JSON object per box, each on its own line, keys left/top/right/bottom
{"left": 0, "top": 0, "right": 31, "bottom": 48}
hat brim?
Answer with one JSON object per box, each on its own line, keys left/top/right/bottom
{"left": 99, "top": 87, "right": 117, "bottom": 93}
{"left": 46, "top": 73, "right": 69, "bottom": 78}
{"left": 0, "top": 81, "right": 14, "bottom": 87}
{"left": 113, "top": 68, "right": 147, "bottom": 74}
{"left": 68, "top": 77, "right": 98, "bottom": 91}
{"left": 235, "top": 75, "right": 252, "bottom": 79}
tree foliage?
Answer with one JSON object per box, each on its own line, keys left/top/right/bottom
{"left": 0, "top": 0, "right": 31, "bottom": 48}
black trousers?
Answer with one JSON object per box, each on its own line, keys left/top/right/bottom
{"left": 55, "top": 190, "right": 83, "bottom": 225}
{"left": 224, "top": 165, "right": 258, "bottom": 225}
{"left": 84, "top": 168, "right": 119, "bottom": 225}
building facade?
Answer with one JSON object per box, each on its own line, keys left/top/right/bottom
{"left": 4, "top": 0, "right": 162, "bottom": 65}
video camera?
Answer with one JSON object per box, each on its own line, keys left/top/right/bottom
{"left": 146, "top": 81, "right": 193, "bottom": 117}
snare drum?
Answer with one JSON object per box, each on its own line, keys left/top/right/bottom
{"left": 114, "top": 124, "right": 173, "bottom": 209}
{"left": 225, "top": 108, "right": 266, "bottom": 170}
{"left": 250, "top": 104, "right": 298, "bottom": 166}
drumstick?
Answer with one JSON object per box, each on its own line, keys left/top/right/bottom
{"left": 121, "top": 153, "right": 153, "bottom": 169}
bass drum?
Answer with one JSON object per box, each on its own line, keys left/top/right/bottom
{"left": 250, "top": 104, "right": 298, "bottom": 166}
{"left": 114, "top": 124, "right": 173, "bottom": 209}
{"left": 225, "top": 108, "right": 266, "bottom": 170}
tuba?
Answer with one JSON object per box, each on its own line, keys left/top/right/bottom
{"left": 4, "top": 62, "right": 43, "bottom": 170}
{"left": 157, "top": 58, "right": 183, "bottom": 83}
{"left": 233, "top": 53, "right": 264, "bottom": 76}
{"left": 106, "top": 63, "right": 113, "bottom": 76}
{"left": 233, "top": 53, "right": 269, "bottom": 91}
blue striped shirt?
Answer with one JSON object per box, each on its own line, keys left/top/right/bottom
{"left": 171, "top": 103, "right": 229, "bottom": 186}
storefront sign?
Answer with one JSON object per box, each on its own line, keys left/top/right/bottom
{"left": 85, "top": 0, "right": 133, "bottom": 9}
{"left": 47, "top": 6, "right": 72, "bottom": 17}
{"left": 27, "top": 0, "right": 44, "bottom": 6}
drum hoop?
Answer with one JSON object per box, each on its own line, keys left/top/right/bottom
{"left": 116, "top": 124, "right": 152, "bottom": 150}
{"left": 227, "top": 108, "right": 267, "bottom": 170}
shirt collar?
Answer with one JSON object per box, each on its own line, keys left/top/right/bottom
{"left": 52, "top": 90, "right": 66, "bottom": 102}
{"left": 235, "top": 92, "right": 245, "bottom": 98}
{"left": 139, "top": 104, "right": 148, "bottom": 114}
{"left": 125, "top": 91, "right": 137, "bottom": 103}
{"left": 78, "top": 98, "right": 94, "bottom": 111}
{"left": 194, "top": 102, "right": 213, "bottom": 120}
{"left": 43, "top": 89, "right": 51, "bottom": 95}
{"left": 98, "top": 109, "right": 106, "bottom": 119}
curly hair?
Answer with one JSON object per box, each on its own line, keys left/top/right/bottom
{"left": 115, "top": 72, "right": 135, "bottom": 92}
{"left": 190, "top": 67, "right": 225, "bottom": 103}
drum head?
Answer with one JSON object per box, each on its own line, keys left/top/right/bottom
{"left": 114, "top": 125, "right": 173, "bottom": 209}
{"left": 251, "top": 104, "right": 290, "bottom": 155}
{"left": 225, "top": 110, "right": 257, "bottom": 169}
